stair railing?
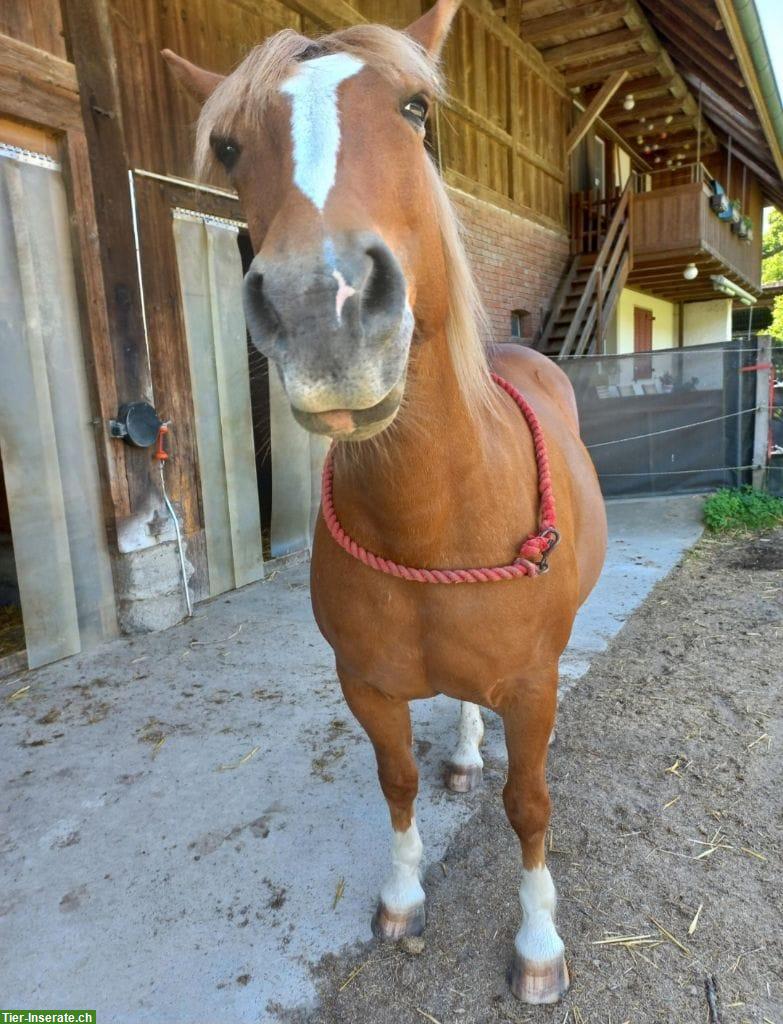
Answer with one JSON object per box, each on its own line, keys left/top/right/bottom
{"left": 558, "top": 179, "right": 632, "bottom": 359}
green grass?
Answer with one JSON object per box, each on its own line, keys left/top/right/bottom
{"left": 703, "top": 486, "right": 783, "bottom": 534}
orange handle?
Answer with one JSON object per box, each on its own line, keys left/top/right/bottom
{"left": 155, "top": 423, "right": 169, "bottom": 462}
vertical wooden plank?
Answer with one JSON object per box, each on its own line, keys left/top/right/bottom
{"left": 31, "top": 151, "right": 118, "bottom": 647}
{"left": 472, "top": 16, "right": 489, "bottom": 186}
{"left": 0, "top": 158, "right": 81, "bottom": 668}
{"left": 173, "top": 215, "right": 234, "bottom": 597}
{"left": 508, "top": 51, "right": 522, "bottom": 204}
{"left": 206, "top": 223, "right": 264, "bottom": 588}
{"left": 268, "top": 365, "right": 314, "bottom": 558}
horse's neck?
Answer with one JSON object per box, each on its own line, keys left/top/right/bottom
{"left": 331, "top": 329, "right": 539, "bottom": 567}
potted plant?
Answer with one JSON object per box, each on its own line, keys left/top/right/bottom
{"left": 743, "top": 215, "right": 754, "bottom": 242}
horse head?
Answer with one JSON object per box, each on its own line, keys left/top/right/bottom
{"left": 164, "top": 0, "right": 461, "bottom": 441}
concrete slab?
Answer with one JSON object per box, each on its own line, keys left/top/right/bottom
{"left": 0, "top": 495, "right": 704, "bottom": 1023}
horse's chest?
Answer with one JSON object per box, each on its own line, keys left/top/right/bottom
{"left": 310, "top": 540, "right": 575, "bottom": 700}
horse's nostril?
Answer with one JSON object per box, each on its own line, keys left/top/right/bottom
{"left": 246, "top": 268, "right": 263, "bottom": 294}
{"left": 243, "top": 266, "right": 283, "bottom": 356}
{"left": 361, "top": 244, "right": 406, "bottom": 327}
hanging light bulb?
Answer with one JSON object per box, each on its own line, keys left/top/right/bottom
{"left": 637, "top": 135, "right": 644, "bottom": 145}
{"left": 654, "top": 156, "right": 662, "bottom": 164}
{"left": 623, "top": 93, "right": 635, "bottom": 111}
{"left": 646, "top": 122, "right": 655, "bottom": 131}
{"left": 665, "top": 114, "right": 674, "bottom": 125}
{"left": 683, "top": 263, "right": 699, "bottom": 281}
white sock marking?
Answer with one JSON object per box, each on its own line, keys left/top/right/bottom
{"left": 515, "top": 866, "right": 565, "bottom": 963}
{"left": 449, "top": 701, "right": 484, "bottom": 769}
{"left": 332, "top": 269, "right": 356, "bottom": 322}
{"left": 379, "top": 820, "right": 425, "bottom": 913}
{"left": 280, "top": 53, "right": 364, "bottom": 212}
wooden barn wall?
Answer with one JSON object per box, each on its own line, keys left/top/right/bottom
{"left": 107, "top": 0, "right": 568, "bottom": 228}
{"left": 0, "top": 0, "right": 68, "bottom": 60}
{"left": 439, "top": 3, "right": 568, "bottom": 230}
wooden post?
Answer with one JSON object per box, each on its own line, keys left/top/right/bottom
{"left": 596, "top": 267, "right": 604, "bottom": 353}
{"left": 60, "top": 0, "right": 158, "bottom": 535}
{"left": 752, "top": 335, "right": 772, "bottom": 490}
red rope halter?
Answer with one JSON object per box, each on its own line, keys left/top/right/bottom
{"left": 320, "top": 373, "right": 559, "bottom": 583}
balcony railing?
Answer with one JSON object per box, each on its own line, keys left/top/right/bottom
{"left": 569, "top": 163, "right": 761, "bottom": 295}
{"left": 630, "top": 162, "right": 760, "bottom": 291}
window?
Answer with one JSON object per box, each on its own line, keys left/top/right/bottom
{"left": 510, "top": 308, "right": 530, "bottom": 340}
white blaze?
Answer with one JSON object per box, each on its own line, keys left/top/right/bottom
{"left": 280, "top": 53, "right": 364, "bottom": 212}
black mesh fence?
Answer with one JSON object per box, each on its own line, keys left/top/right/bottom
{"left": 770, "top": 344, "right": 783, "bottom": 497}
{"left": 560, "top": 340, "right": 762, "bottom": 498}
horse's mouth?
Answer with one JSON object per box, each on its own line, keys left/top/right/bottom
{"left": 291, "top": 382, "right": 403, "bottom": 441}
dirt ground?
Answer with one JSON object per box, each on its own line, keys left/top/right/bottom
{"left": 287, "top": 530, "right": 782, "bottom": 1024}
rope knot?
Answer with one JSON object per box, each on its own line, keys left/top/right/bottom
{"left": 321, "top": 375, "right": 560, "bottom": 584}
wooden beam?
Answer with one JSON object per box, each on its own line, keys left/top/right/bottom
{"left": 567, "top": 69, "right": 629, "bottom": 154}
{"left": 521, "top": 0, "right": 629, "bottom": 45}
{"left": 61, "top": 131, "right": 131, "bottom": 529}
{"left": 60, "top": 0, "right": 158, "bottom": 533}
{"left": 623, "top": 0, "right": 717, "bottom": 152}
{"left": 648, "top": 0, "right": 734, "bottom": 59}
{"left": 542, "top": 27, "right": 643, "bottom": 68}
{"left": 565, "top": 52, "right": 658, "bottom": 87}
{"left": 645, "top": 10, "right": 747, "bottom": 94}
{"left": 0, "top": 32, "right": 82, "bottom": 131}
{"left": 612, "top": 72, "right": 675, "bottom": 101}
{"left": 609, "top": 96, "right": 683, "bottom": 123}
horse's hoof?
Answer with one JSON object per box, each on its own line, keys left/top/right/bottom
{"left": 371, "top": 901, "right": 425, "bottom": 941}
{"left": 509, "top": 952, "right": 570, "bottom": 1004}
{"left": 445, "top": 763, "right": 482, "bottom": 792}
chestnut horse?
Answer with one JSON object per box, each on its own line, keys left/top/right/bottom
{"left": 164, "top": 0, "right": 606, "bottom": 1003}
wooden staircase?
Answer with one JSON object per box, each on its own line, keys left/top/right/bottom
{"left": 537, "top": 182, "right": 632, "bottom": 359}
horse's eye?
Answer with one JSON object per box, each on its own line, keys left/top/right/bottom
{"left": 402, "top": 95, "right": 429, "bottom": 129}
{"left": 213, "top": 137, "right": 241, "bottom": 171}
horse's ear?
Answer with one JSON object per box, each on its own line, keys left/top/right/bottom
{"left": 405, "top": 0, "right": 461, "bottom": 57}
{"left": 161, "top": 49, "right": 224, "bottom": 103}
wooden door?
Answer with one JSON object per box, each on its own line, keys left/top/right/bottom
{"left": 633, "top": 306, "right": 654, "bottom": 380}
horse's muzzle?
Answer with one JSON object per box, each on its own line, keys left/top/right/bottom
{"left": 242, "top": 231, "right": 413, "bottom": 430}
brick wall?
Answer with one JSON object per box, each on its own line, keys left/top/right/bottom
{"left": 448, "top": 188, "right": 570, "bottom": 345}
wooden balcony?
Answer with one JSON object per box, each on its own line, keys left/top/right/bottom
{"left": 627, "top": 165, "right": 762, "bottom": 302}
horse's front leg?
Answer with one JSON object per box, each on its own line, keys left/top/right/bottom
{"left": 339, "top": 669, "right": 425, "bottom": 940}
{"left": 501, "top": 669, "right": 569, "bottom": 1004}
{"left": 446, "top": 700, "right": 484, "bottom": 792}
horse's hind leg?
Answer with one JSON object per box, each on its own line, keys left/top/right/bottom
{"left": 500, "top": 669, "right": 569, "bottom": 1004}
{"left": 446, "top": 701, "right": 484, "bottom": 792}
{"left": 339, "top": 669, "right": 425, "bottom": 940}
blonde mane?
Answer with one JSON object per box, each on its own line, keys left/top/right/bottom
{"left": 197, "top": 24, "right": 498, "bottom": 422}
